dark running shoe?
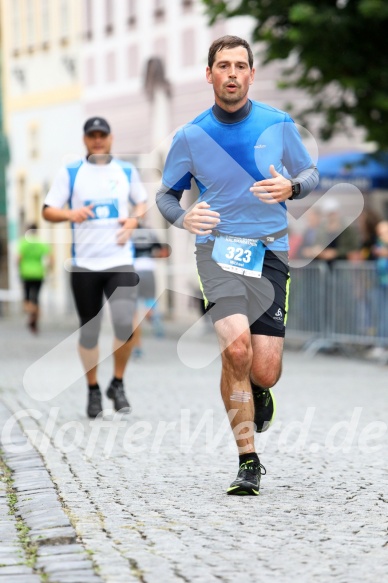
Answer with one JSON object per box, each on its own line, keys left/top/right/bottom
{"left": 227, "top": 459, "right": 266, "bottom": 496}
{"left": 252, "top": 387, "right": 276, "bottom": 433}
{"left": 28, "top": 316, "right": 38, "bottom": 334}
{"left": 106, "top": 379, "right": 131, "bottom": 413}
{"left": 87, "top": 388, "right": 103, "bottom": 418}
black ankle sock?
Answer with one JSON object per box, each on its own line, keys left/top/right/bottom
{"left": 88, "top": 383, "right": 100, "bottom": 391}
{"left": 239, "top": 452, "right": 259, "bottom": 465}
{"left": 113, "top": 376, "right": 122, "bottom": 384}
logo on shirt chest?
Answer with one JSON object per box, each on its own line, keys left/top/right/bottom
{"left": 108, "top": 179, "right": 119, "bottom": 194}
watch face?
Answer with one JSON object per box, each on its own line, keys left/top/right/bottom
{"left": 292, "top": 183, "right": 301, "bottom": 196}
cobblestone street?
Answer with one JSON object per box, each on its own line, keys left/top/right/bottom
{"left": 0, "top": 314, "right": 387, "bottom": 583}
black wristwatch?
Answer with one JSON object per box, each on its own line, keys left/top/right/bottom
{"left": 289, "top": 181, "right": 301, "bottom": 200}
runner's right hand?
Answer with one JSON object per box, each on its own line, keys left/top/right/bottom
{"left": 182, "top": 202, "right": 220, "bottom": 235}
{"left": 68, "top": 205, "right": 95, "bottom": 223}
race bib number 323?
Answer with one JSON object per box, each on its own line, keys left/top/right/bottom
{"left": 211, "top": 235, "right": 265, "bottom": 278}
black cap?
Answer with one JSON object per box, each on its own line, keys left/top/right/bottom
{"left": 83, "top": 117, "right": 111, "bottom": 135}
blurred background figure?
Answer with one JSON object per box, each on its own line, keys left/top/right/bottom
{"left": 349, "top": 208, "right": 382, "bottom": 262}
{"left": 294, "top": 199, "right": 360, "bottom": 340}
{"left": 348, "top": 208, "right": 382, "bottom": 338}
{"left": 298, "top": 207, "right": 322, "bottom": 260}
{"left": 368, "top": 220, "right": 388, "bottom": 359}
{"left": 131, "top": 224, "right": 168, "bottom": 357}
{"left": 374, "top": 220, "right": 388, "bottom": 280}
{"left": 287, "top": 226, "right": 303, "bottom": 260}
{"left": 17, "top": 223, "right": 52, "bottom": 334}
{"left": 309, "top": 198, "right": 360, "bottom": 264}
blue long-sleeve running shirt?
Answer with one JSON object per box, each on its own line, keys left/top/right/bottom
{"left": 157, "top": 100, "right": 318, "bottom": 251}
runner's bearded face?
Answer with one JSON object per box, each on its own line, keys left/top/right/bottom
{"left": 84, "top": 131, "right": 113, "bottom": 156}
{"left": 206, "top": 46, "right": 255, "bottom": 110}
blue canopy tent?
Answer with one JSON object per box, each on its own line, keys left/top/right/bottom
{"left": 316, "top": 151, "right": 388, "bottom": 191}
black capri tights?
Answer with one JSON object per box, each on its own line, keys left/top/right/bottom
{"left": 71, "top": 266, "right": 139, "bottom": 349}
{"left": 23, "top": 279, "right": 43, "bottom": 305}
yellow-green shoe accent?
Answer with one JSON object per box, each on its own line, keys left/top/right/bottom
{"left": 226, "top": 460, "right": 266, "bottom": 496}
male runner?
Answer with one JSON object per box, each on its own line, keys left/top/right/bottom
{"left": 43, "top": 117, "right": 147, "bottom": 418}
{"left": 157, "top": 36, "right": 318, "bottom": 495}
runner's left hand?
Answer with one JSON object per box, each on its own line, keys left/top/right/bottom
{"left": 250, "top": 165, "right": 292, "bottom": 204}
{"left": 116, "top": 217, "right": 138, "bottom": 246}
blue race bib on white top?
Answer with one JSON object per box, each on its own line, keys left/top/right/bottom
{"left": 84, "top": 198, "right": 119, "bottom": 220}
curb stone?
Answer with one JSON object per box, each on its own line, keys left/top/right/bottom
{"left": 0, "top": 402, "right": 104, "bottom": 583}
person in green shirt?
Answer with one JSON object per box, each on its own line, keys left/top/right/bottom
{"left": 17, "top": 223, "right": 52, "bottom": 333}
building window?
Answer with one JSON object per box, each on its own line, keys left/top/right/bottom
{"left": 105, "top": 0, "right": 114, "bottom": 35}
{"left": 60, "top": 0, "right": 70, "bottom": 44}
{"left": 33, "top": 190, "right": 41, "bottom": 225}
{"left": 154, "top": 0, "right": 165, "bottom": 22}
{"left": 127, "top": 44, "right": 139, "bottom": 78}
{"left": 106, "top": 52, "right": 116, "bottom": 83}
{"left": 11, "top": 0, "right": 22, "bottom": 55}
{"left": 153, "top": 37, "right": 167, "bottom": 64}
{"left": 182, "top": 0, "right": 193, "bottom": 11}
{"left": 84, "top": 0, "right": 93, "bottom": 40}
{"left": 19, "top": 206, "right": 26, "bottom": 236}
{"left": 28, "top": 123, "right": 40, "bottom": 159}
{"left": 182, "top": 29, "right": 195, "bottom": 67}
{"left": 127, "top": 0, "right": 137, "bottom": 27}
{"left": 16, "top": 173, "right": 26, "bottom": 211}
{"left": 41, "top": 0, "right": 50, "bottom": 49}
{"left": 26, "top": 0, "right": 35, "bottom": 52}
{"left": 85, "top": 57, "right": 95, "bottom": 86}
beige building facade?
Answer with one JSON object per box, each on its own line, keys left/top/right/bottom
{"left": 1, "top": 0, "right": 83, "bottom": 310}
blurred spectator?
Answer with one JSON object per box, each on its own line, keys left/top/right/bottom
{"left": 348, "top": 209, "right": 382, "bottom": 336}
{"left": 311, "top": 198, "right": 359, "bottom": 264}
{"left": 17, "top": 223, "right": 52, "bottom": 333}
{"left": 288, "top": 227, "right": 303, "bottom": 260}
{"left": 298, "top": 199, "right": 359, "bottom": 337}
{"left": 375, "top": 221, "right": 388, "bottom": 285}
{"left": 131, "top": 225, "right": 168, "bottom": 357}
{"left": 366, "top": 220, "right": 388, "bottom": 359}
{"left": 348, "top": 208, "right": 382, "bottom": 262}
{"left": 374, "top": 220, "right": 388, "bottom": 278}
{"left": 299, "top": 207, "right": 322, "bottom": 260}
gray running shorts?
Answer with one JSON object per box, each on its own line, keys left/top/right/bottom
{"left": 195, "top": 241, "right": 290, "bottom": 337}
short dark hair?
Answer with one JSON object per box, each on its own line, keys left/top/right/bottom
{"left": 208, "top": 35, "right": 254, "bottom": 69}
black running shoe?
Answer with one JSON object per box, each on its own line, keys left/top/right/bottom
{"left": 227, "top": 460, "right": 266, "bottom": 496}
{"left": 106, "top": 379, "right": 131, "bottom": 413}
{"left": 28, "top": 316, "right": 38, "bottom": 334}
{"left": 252, "top": 387, "right": 276, "bottom": 433}
{"left": 87, "top": 389, "right": 103, "bottom": 418}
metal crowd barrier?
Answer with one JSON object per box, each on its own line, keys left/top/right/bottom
{"left": 287, "top": 260, "right": 388, "bottom": 353}
{"left": 286, "top": 260, "right": 326, "bottom": 341}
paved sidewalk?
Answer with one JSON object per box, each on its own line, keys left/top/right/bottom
{"left": 0, "top": 314, "right": 387, "bottom": 583}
